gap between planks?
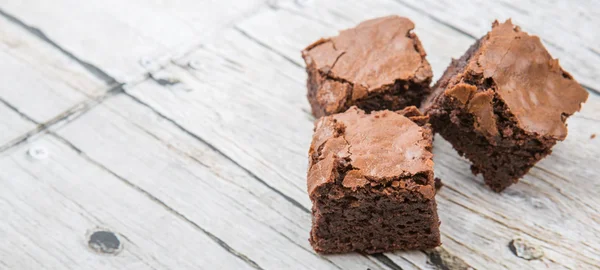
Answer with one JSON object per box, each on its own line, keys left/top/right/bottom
{"left": 0, "top": 7, "right": 264, "bottom": 269}
{"left": 0, "top": 4, "right": 405, "bottom": 269}
{"left": 50, "top": 133, "right": 264, "bottom": 270}
{"left": 0, "top": 30, "right": 272, "bottom": 270}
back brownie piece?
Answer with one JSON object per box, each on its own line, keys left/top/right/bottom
{"left": 302, "top": 16, "right": 433, "bottom": 118}
{"left": 307, "top": 106, "right": 440, "bottom": 254}
{"left": 422, "top": 20, "right": 589, "bottom": 192}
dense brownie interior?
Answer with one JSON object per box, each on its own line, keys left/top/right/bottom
{"left": 310, "top": 174, "right": 440, "bottom": 253}
{"left": 353, "top": 80, "right": 429, "bottom": 113}
{"left": 307, "top": 71, "right": 430, "bottom": 117}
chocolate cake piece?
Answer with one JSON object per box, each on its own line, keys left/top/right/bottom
{"left": 307, "top": 106, "right": 440, "bottom": 254}
{"left": 422, "top": 20, "right": 589, "bottom": 192}
{"left": 302, "top": 16, "right": 433, "bottom": 118}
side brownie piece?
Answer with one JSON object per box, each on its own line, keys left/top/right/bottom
{"left": 422, "top": 20, "right": 589, "bottom": 192}
{"left": 307, "top": 106, "right": 440, "bottom": 254}
{"left": 302, "top": 16, "right": 433, "bottom": 118}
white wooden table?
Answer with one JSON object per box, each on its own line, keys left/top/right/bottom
{"left": 0, "top": 0, "right": 598, "bottom": 269}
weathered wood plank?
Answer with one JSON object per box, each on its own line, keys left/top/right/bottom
{"left": 236, "top": 5, "right": 600, "bottom": 267}
{"left": 384, "top": 251, "right": 432, "bottom": 270}
{"left": 0, "top": 133, "right": 254, "bottom": 269}
{"left": 389, "top": 0, "right": 600, "bottom": 90}
{"left": 238, "top": 0, "right": 474, "bottom": 82}
{"left": 120, "top": 23, "right": 600, "bottom": 268}
{"left": 1, "top": 1, "right": 597, "bottom": 269}
{"left": 164, "top": 31, "right": 314, "bottom": 207}
{"left": 0, "top": 0, "right": 266, "bottom": 82}
{"left": 54, "top": 94, "right": 390, "bottom": 270}
{"left": 418, "top": 101, "right": 600, "bottom": 269}
{"left": 0, "top": 15, "right": 106, "bottom": 123}
{"left": 242, "top": 0, "right": 600, "bottom": 91}
{"left": 0, "top": 100, "right": 36, "bottom": 146}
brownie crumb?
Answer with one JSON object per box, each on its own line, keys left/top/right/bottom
{"left": 434, "top": 177, "right": 443, "bottom": 191}
{"left": 425, "top": 247, "right": 473, "bottom": 270}
{"left": 509, "top": 238, "right": 544, "bottom": 260}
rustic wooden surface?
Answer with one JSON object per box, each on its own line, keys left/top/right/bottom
{"left": 0, "top": 0, "right": 598, "bottom": 269}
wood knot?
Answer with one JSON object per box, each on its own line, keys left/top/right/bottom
{"left": 28, "top": 146, "right": 49, "bottom": 160}
{"left": 188, "top": 59, "right": 203, "bottom": 70}
{"left": 88, "top": 230, "right": 123, "bottom": 255}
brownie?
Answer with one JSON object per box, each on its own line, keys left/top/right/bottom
{"left": 302, "top": 16, "right": 433, "bottom": 118}
{"left": 307, "top": 106, "right": 440, "bottom": 254}
{"left": 422, "top": 20, "right": 589, "bottom": 192}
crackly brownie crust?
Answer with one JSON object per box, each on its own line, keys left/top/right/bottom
{"left": 307, "top": 106, "right": 440, "bottom": 254}
{"left": 302, "top": 16, "right": 433, "bottom": 118}
{"left": 422, "top": 20, "right": 589, "bottom": 192}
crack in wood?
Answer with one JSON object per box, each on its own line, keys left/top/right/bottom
{"left": 233, "top": 26, "right": 304, "bottom": 69}
{"left": 442, "top": 233, "right": 510, "bottom": 269}
{"left": 52, "top": 133, "right": 264, "bottom": 270}
{"left": 0, "top": 86, "right": 123, "bottom": 153}
{"left": 0, "top": 8, "right": 117, "bottom": 85}
{"left": 392, "top": 0, "right": 477, "bottom": 40}
{"left": 0, "top": 98, "right": 37, "bottom": 124}
{"left": 123, "top": 91, "right": 311, "bottom": 213}
{"left": 0, "top": 9, "right": 302, "bottom": 265}
{"left": 392, "top": 0, "right": 599, "bottom": 96}
{"left": 280, "top": 5, "right": 335, "bottom": 28}
{"left": 90, "top": 94, "right": 382, "bottom": 270}
{"left": 149, "top": 73, "right": 182, "bottom": 86}
{"left": 127, "top": 120, "right": 311, "bottom": 231}
{"left": 371, "top": 253, "right": 404, "bottom": 270}
{"left": 581, "top": 83, "right": 600, "bottom": 96}
{"left": 108, "top": 95, "right": 397, "bottom": 270}
{"left": 3, "top": 1, "right": 595, "bottom": 268}
{"left": 439, "top": 191, "right": 598, "bottom": 266}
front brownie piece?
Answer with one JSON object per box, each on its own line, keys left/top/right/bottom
{"left": 307, "top": 106, "right": 440, "bottom": 254}
{"left": 302, "top": 16, "right": 433, "bottom": 118}
{"left": 422, "top": 20, "right": 589, "bottom": 192}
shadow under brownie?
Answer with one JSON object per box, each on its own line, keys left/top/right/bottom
{"left": 302, "top": 16, "right": 433, "bottom": 118}
{"left": 422, "top": 20, "right": 589, "bottom": 192}
{"left": 307, "top": 106, "right": 440, "bottom": 254}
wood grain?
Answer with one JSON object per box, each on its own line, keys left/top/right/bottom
{"left": 54, "top": 94, "right": 391, "bottom": 270}
{"left": 120, "top": 24, "right": 599, "bottom": 268}
{"left": 393, "top": 0, "right": 600, "bottom": 91}
{"left": 0, "top": 133, "right": 254, "bottom": 270}
{"left": 0, "top": 0, "right": 267, "bottom": 82}
{"left": 239, "top": 0, "right": 474, "bottom": 82}
{"left": 241, "top": 0, "right": 600, "bottom": 92}
{"left": 0, "top": 100, "right": 36, "bottom": 146}
{"left": 0, "top": 0, "right": 597, "bottom": 269}
{"left": 0, "top": 14, "right": 105, "bottom": 123}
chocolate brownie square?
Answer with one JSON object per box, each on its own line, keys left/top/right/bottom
{"left": 307, "top": 106, "right": 440, "bottom": 254}
{"left": 422, "top": 20, "right": 589, "bottom": 192}
{"left": 302, "top": 16, "right": 433, "bottom": 118}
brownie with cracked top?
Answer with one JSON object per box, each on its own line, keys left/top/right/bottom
{"left": 302, "top": 15, "right": 433, "bottom": 118}
{"left": 422, "top": 20, "right": 589, "bottom": 192}
{"left": 307, "top": 106, "right": 440, "bottom": 254}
